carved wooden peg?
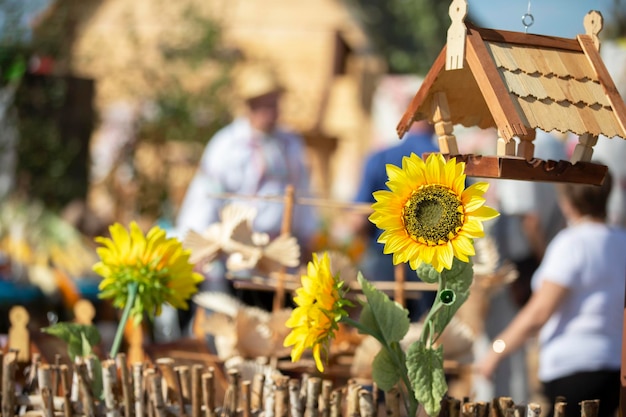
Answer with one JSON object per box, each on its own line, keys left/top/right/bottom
{"left": 446, "top": 0, "right": 468, "bottom": 70}
{"left": 584, "top": 10, "right": 603, "bottom": 50}
{"left": 74, "top": 299, "right": 96, "bottom": 325}
{"left": 431, "top": 91, "right": 459, "bottom": 154}
{"left": 8, "top": 306, "right": 30, "bottom": 362}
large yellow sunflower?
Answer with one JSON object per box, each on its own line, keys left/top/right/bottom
{"left": 369, "top": 153, "right": 499, "bottom": 272}
{"left": 284, "top": 252, "right": 349, "bottom": 372}
{"left": 94, "top": 222, "right": 204, "bottom": 323}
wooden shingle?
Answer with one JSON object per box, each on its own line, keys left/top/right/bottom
{"left": 397, "top": 13, "right": 626, "bottom": 184}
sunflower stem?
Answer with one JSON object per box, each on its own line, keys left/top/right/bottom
{"left": 420, "top": 274, "right": 447, "bottom": 346}
{"left": 109, "top": 282, "right": 139, "bottom": 359}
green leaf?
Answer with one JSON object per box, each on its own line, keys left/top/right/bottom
{"left": 406, "top": 341, "right": 447, "bottom": 417}
{"left": 357, "top": 273, "right": 410, "bottom": 344}
{"left": 430, "top": 259, "right": 473, "bottom": 338}
{"left": 416, "top": 263, "right": 441, "bottom": 284}
{"left": 42, "top": 323, "right": 101, "bottom": 361}
{"left": 371, "top": 345, "right": 403, "bottom": 391}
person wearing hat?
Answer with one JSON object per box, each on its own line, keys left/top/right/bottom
{"left": 175, "top": 64, "right": 318, "bottom": 307}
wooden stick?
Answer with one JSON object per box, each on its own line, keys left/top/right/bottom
{"left": 24, "top": 353, "right": 41, "bottom": 394}
{"left": 329, "top": 389, "right": 343, "bottom": 417}
{"left": 38, "top": 364, "right": 54, "bottom": 417}
{"left": 299, "top": 373, "right": 309, "bottom": 410}
{"left": 201, "top": 371, "right": 216, "bottom": 417}
{"left": 145, "top": 369, "right": 156, "bottom": 417}
{"left": 0, "top": 351, "right": 3, "bottom": 406}
{"left": 394, "top": 264, "right": 406, "bottom": 308}
{"left": 117, "top": 354, "right": 133, "bottom": 417}
{"left": 70, "top": 358, "right": 81, "bottom": 403}
{"left": 76, "top": 362, "right": 96, "bottom": 417}
{"left": 14, "top": 393, "right": 66, "bottom": 409}
{"left": 263, "top": 382, "right": 275, "bottom": 417}
{"left": 384, "top": 388, "right": 401, "bottom": 417}
{"left": 176, "top": 365, "right": 192, "bottom": 405}
{"left": 133, "top": 363, "right": 145, "bottom": 417}
{"left": 251, "top": 373, "right": 265, "bottom": 413}
{"left": 53, "top": 354, "right": 62, "bottom": 396}
{"left": 156, "top": 358, "right": 182, "bottom": 407}
{"left": 320, "top": 380, "right": 333, "bottom": 417}
{"left": 59, "top": 365, "right": 73, "bottom": 417}
{"left": 191, "top": 365, "right": 203, "bottom": 417}
{"left": 241, "top": 380, "right": 251, "bottom": 417}
{"left": 226, "top": 369, "right": 241, "bottom": 417}
{"left": 275, "top": 376, "right": 289, "bottom": 417}
{"left": 304, "top": 377, "right": 321, "bottom": 417}
{"left": 2, "top": 352, "right": 17, "bottom": 417}
{"left": 273, "top": 184, "right": 295, "bottom": 312}
{"left": 289, "top": 379, "right": 303, "bottom": 417}
{"left": 526, "top": 403, "right": 541, "bottom": 417}
{"left": 553, "top": 401, "right": 567, "bottom": 417}
{"left": 102, "top": 359, "right": 120, "bottom": 417}
{"left": 490, "top": 397, "right": 513, "bottom": 417}
{"left": 444, "top": 396, "right": 461, "bottom": 417}
{"left": 580, "top": 400, "right": 600, "bottom": 417}
{"left": 474, "top": 402, "right": 490, "bottom": 417}
{"left": 358, "top": 389, "right": 374, "bottom": 417}
{"left": 148, "top": 371, "right": 168, "bottom": 417}
{"left": 371, "top": 382, "right": 378, "bottom": 409}
{"left": 204, "top": 192, "right": 373, "bottom": 214}
{"left": 346, "top": 381, "right": 360, "bottom": 417}
{"left": 461, "top": 402, "right": 477, "bottom": 417}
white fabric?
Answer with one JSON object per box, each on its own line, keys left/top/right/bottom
{"left": 532, "top": 222, "right": 626, "bottom": 381}
{"left": 176, "top": 117, "right": 317, "bottom": 244}
{"left": 495, "top": 130, "right": 567, "bottom": 260}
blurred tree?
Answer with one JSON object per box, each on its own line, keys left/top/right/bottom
{"left": 345, "top": 0, "right": 452, "bottom": 75}
{"left": 345, "top": 0, "right": 626, "bottom": 74}
{"left": 604, "top": 0, "right": 626, "bottom": 38}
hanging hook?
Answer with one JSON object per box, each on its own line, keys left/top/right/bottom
{"left": 522, "top": 0, "right": 534, "bottom": 33}
{"left": 522, "top": 13, "right": 534, "bottom": 33}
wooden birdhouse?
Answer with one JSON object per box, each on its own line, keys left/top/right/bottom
{"left": 397, "top": 1, "right": 626, "bottom": 185}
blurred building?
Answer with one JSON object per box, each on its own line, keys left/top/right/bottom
{"left": 32, "top": 0, "right": 386, "bottom": 225}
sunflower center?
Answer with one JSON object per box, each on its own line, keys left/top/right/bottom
{"left": 403, "top": 184, "right": 464, "bottom": 244}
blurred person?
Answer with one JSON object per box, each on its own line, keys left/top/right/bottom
{"left": 591, "top": 137, "right": 626, "bottom": 228}
{"left": 483, "top": 130, "right": 568, "bottom": 401}
{"left": 176, "top": 65, "right": 318, "bottom": 309}
{"left": 478, "top": 171, "right": 624, "bottom": 417}
{"left": 351, "top": 118, "right": 438, "bottom": 320}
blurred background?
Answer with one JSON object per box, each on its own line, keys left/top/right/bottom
{"left": 0, "top": 0, "right": 625, "bottom": 333}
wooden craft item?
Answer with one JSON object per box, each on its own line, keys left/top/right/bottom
{"left": 446, "top": 0, "right": 468, "bottom": 70}
{"left": 397, "top": 8, "right": 626, "bottom": 184}
{"left": 8, "top": 306, "right": 30, "bottom": 362}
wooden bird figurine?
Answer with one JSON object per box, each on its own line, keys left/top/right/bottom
{"left": 193, "top": 291, "right": 293, "bottom": 360}
{"left": 183, "top": 203, "right": 301, "bottom": 275}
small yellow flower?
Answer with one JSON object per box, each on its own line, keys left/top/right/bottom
{"left": 94, "top": 222, "right": 204, "bottom": 323}
{"left": 370, "top": 153, "right": 499, "bottom": 272}
{"left": 284, "top": 252, "right": 349, "bottom": 372}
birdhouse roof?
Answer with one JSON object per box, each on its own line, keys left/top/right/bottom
{"left": 397, "top": 24, "right": 626, "bottom": 142}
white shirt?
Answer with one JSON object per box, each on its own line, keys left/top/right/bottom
{"left": 176, "top": 117, "right": 317, "bottom": 243}
{"left": 532, "top": 222, "right": 626, "bottom": 381}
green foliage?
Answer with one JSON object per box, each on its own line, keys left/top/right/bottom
{"left": 425, "top": 258, "right": 473, "bottom": 343}
{"left": 406, "top": 342, "right": 447, "bottom": 417}
{"left": 356, "top": 272, "right": 410, "bottom": 343}
{"left": 345, "top": 0, "right": 450, "bottom": 74}
{"left": 350, "top": 274, "right": 415, "bottom": 414}
{"left": 41, "top": 322, "right": 101, "bottom": 361}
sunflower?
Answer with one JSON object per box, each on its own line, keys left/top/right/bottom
{"left": 284, "top": 252, "right": 349, "bottom": 372}
{"left": 369, "top": 153, "right": 498, "bottom": 272}
{"left": 94, "top": 222, "right": 204, "bottom": 323}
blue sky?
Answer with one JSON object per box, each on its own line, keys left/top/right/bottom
{"left": 469, "top": 0, "right": 621, "bottom": 38}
